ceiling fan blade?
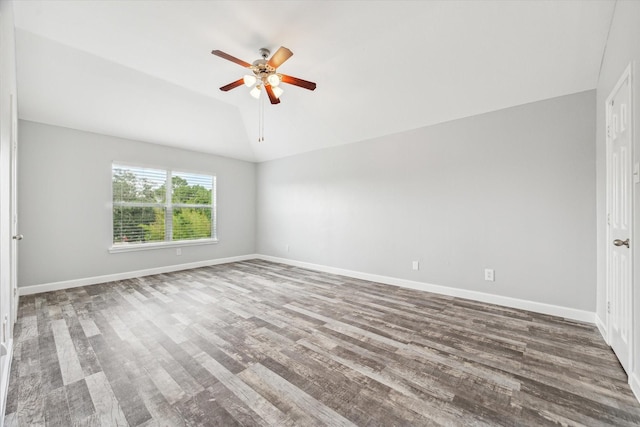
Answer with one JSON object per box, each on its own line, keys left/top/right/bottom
{"left": 211, "top": 50, "right": 251, "bottom": 68}
{"left": 265, "top": 85, "right": 281, "bottom": 104}
{"left": 267, "top": 46, "right": 293, "bottom": 69}
{"left": 280, "top": 74, "right": 317, "bottom": 91}
{"left": 219, "top": 78, "right": 245, "bottom": 92}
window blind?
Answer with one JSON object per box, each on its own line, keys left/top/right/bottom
{"left": 112, "top": 164, "right": 216, "bottom": 246}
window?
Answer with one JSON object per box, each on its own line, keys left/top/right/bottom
{"left": 111, "top": 163, "right": 216, "bottom": 250}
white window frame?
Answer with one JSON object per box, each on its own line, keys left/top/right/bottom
{"left": 109, "top": 162, "right": 218, "bottom": 253}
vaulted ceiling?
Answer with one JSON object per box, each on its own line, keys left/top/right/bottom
{"left": 13, "top": 1, "right": 614, "bottom": 162}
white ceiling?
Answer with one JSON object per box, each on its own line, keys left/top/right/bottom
{"left": 13, "top": 0, "right": 615, "bottom": 162}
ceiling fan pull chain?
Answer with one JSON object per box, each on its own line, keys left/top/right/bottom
{"left": 258, "top": 90, "right": 265, "bottom": 142}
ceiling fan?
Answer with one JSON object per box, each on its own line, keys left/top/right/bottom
{"left": 212, "top": 46, "right": 317, "bottom": 104}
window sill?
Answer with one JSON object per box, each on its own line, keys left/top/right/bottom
{"left": 109, "top": 238, "right": 219, "bottom": 253}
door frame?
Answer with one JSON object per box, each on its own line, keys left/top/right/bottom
{"left": 605, "top": 62, "right": 635, "bottom": 375}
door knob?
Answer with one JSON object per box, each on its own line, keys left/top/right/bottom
{"left": 12, "top": 234, "right": 23, "bottom": 241}
{"left": 613, "top": 238, "right": 630, "bottom": 248}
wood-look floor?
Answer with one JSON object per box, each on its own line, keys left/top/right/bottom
{"left": 4, "top": 260, "right": 640, "bottom": 426}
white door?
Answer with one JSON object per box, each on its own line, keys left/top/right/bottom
{"left": 607, "top": 65, "right": 634, "bottom": 374}
{"left": 9, "top": 93, "right": 18, "bottom": 325}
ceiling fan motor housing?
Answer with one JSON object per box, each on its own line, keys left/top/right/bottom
{"left": 252, "top": 58, "right": 276, "bottom": 81}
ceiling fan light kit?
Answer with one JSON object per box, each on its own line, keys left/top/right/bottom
{"left": 250, "top": 86, "right": 262, "bottom": 99}
{"left": 272, "top": 86, "right": 284, "bottom": 99}
{"left": 243, "top": 74, "right": 257, "bottom": 87}
{"left": 267, "top": 73, "right": 281, "bottom": 87}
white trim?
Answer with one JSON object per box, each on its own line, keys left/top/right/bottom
{"left": 630, "top": 372, "right": 640, "bottom": 404}
{"left": 0, "top": 339, "right": 13, "bottom": 425}
{"left": 595, "top": 313, "right": 608, "bottom": 344}
{"left": 18, "top": 254, "right": 257, "bottom": 296}
{"left": 109, "top": 238, "right": 219, "bottom": 253}
{"left": 256, "top": 255, "right": 596, "bottom": 323}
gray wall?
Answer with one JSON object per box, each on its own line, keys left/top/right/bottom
{"left": 18, "top": 120, "right": 256, "bottom": 287}
{"left": 595, "top": 0, "right": 640, "bottom": 382}
{"left": 257, "top": 90, "right": 596, "bottom": 311}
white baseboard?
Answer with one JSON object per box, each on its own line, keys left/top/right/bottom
{"left": 18, "top": 254, "right": 258, "bottom": 296}
{"left": 0, "top": 339, "right": 13, "bottom": 426}
{"left": 595, "top": 313, "right": 608, "bottom": 344}
{"left": 631, "top": 372, "right": 640, "bottom": 405}
{"left": 256, "top": 255, "right": 596, "bottom": 324}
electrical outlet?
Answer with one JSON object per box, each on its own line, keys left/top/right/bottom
{"left": 484, "top": 268, "right": 495, "bottom": 281}
{"left": 176, "top": 248, "right": 182, "bottom": 256}
{"left": 412, "top": 261, "right": 419, "bottom": 271}
{"left": 286, "top": 244, "right": 290, "bottom": 252}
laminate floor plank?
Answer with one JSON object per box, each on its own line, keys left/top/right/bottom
{"left": 51, "top": 319, "right": 84, "bottom": 386}
{"left": 66, "top": 316, "right": 102, "bottom": 377}
{"left": 207, "top": 380, "right": 270, "bottom": 427}
{"left": 174, "top": 386, "right": 241, "bottom": 427}
{"left": 65, "top": 379, "right": 96, "bottom": 423}
{"left": 43, "top": 387, "right": 71, "bottom": 427}
{"left": 16, "top": 372, "right": 45, "bottom": 426}
{"left": 84, "top": 371, "right": 129, "bottom": 427}
{"left": 4, "top": 260, "right": 640, "bottom": 426}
